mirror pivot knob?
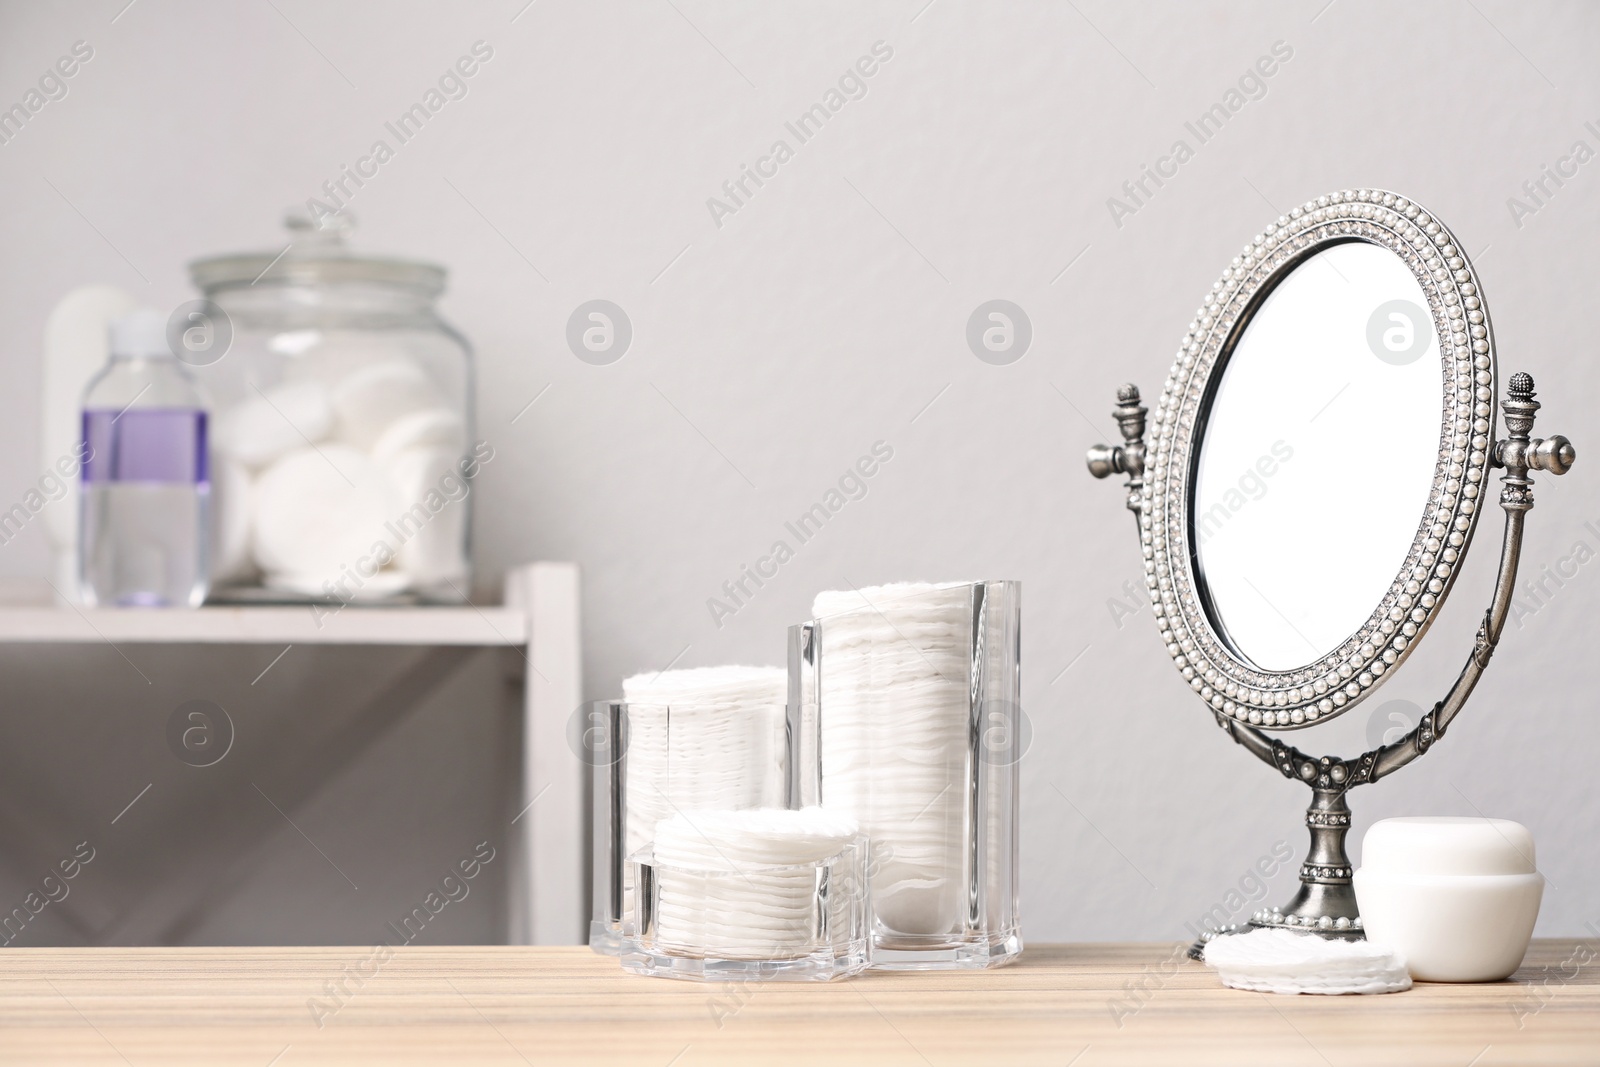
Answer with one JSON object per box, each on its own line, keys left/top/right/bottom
{"left": 1086, "top": 443, "right": 1123, "bottom": 479}
{"left": 1532, "top": 435, "right": 1575, "bottom": 475}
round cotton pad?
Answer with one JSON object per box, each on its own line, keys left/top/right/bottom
{"left": 331, "top": 361, "right": 443, "bottom": 449}
{"left": 617, "top": 666, "right": 789, "bottom": 875}
{"left": 214, "top": 381, "right": 334, "bottom": 469}
{"left": 1202, "top": 928, "right": 1412, "bottom": 995}
{"left": 650, "top": 808, "right": 861, "bottom": 958}
{"left": 622, "top": 665, "right": 788, "bottom": 707}
{"left": 653, "top": 808, "right": 859, "bottom": 869}
{"left": 370, "top": 408, "right": 465, "bottom": 467}
{"left": 252, "top": 444, "right": 403, "bottom": 580}
{"left": 382, "top": 445, "right": 469, "bottom": 584}
{"left": 210, "top": 456, "right": 254, "bottom": 583}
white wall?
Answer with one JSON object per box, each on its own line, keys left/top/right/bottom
{"left": 0, "top": 0, "right": 1596, "bottom": 942}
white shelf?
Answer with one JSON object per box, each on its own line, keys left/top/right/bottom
{"left": 0, "top": 605, "right": 528, "bottom": 646}
{"left": 0, "top": 563, "right": 582, "bottom": 943}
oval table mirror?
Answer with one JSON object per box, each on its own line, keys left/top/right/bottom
{"left": 1086, "top": 189, "right": 1575, "bottom": 954}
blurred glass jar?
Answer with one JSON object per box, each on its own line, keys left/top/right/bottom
{"left": 187, "top": 212, "right": 475, "bottom": 604}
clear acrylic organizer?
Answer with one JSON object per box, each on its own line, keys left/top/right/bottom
{"left": 620, "top": 836, "right": 871, "bottom": 982}
{"left": 587, "top": 700, "right": 789, "bottom": 955}
{"left": 789, "top": 580, "right": 1022, "bottom": 970}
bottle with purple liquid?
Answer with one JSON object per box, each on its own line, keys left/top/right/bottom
{"left": 79, "top": 309, "right": 210, "bottom": 607}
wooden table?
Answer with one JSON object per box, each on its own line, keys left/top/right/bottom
{"left": 1, "top": 942, "right": 1595, "bottom": 1065}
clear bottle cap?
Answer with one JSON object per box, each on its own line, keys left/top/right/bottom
{"left": 109, "top": 308, "right": 174, "bottom": 360}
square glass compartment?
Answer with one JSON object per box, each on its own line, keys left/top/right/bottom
{"left": 620, "top": 836, "right": 871, "bottom": 982}
{"left": 789, "top": 579, "right": 1022, "bottom": 969}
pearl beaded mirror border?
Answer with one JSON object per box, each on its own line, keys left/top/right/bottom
{"left": 1131, "top": 189, "right": 1494, "bottom": 726}
{"left": 1087, "top": 188, "right": 1575, "bottom": 952}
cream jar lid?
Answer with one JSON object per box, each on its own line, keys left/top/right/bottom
{"left": 1360, "top": 817, "right": 1536, "bottom": 877}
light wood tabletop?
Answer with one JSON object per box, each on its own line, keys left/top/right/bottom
{"left": 1, "top": 941, "right": 1595, "bottom": 1066}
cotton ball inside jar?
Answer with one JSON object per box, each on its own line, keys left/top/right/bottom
{"left": 331, "top": 361, "right": 446, "bottom": 450}
{"left": 370, "top": 408, "right": 466, "bottom": 467}
{"left": 252, "top": 444, "right": 404, "bottom": 593}
{"left": 210, "top": 456, "right": 255, "bottom": 584}
{"left": 213, "top": 381, "right": 333, "bottom": 469}
{"left": 381, "top": 445, "right": 470, "bottom": 586}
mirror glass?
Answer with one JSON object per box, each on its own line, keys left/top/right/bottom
{"left": 1193, "top": 241, "right": 1442, "bottom": 671}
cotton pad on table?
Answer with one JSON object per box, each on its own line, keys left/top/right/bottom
{"left": 1202, "top": 927, "right": 1412, "bottom": 995}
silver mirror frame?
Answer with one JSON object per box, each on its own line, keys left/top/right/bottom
{"left": 1157, "top": 189, "right": 1491, "bottom": 729}
{"left": 1087, "top": 188, "right": 1576, "bottom": 950}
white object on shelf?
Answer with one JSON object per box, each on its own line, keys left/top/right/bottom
{"left": 212, "top": 457, "right": 255, "bottom": 584}
{"left": 332, "top": 360, "right": 443, "bottom": 449}
{"left": 384, "top": 445, "right": 470, "bottom": 585}
{"left": 371, "top": 409, "right": 465, "bottom": 466}
{"left": 214, "top": 381, "right": 334, "bottom": 470}
{"left": 252, "top": 444, "right": 403, "bottom": 582}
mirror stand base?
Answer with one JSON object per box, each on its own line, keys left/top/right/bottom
{"left": 1186, "top": 788, "right": 1363, "bottom": 961}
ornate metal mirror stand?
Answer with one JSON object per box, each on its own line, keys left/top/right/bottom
{"left": 1084, "top": 189, "right": 1576, "bottom": 956}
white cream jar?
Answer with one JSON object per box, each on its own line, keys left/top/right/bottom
{"left": 1353, "top": 817, "right": 1544, "bottom": 982}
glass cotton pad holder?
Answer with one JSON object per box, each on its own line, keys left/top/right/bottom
{"left": 587, "top": 700, "right": 790, "bottom": 954}
{"left": 789, "top": 579, "right": 1022, "bottom": 970}
{"left": 621, "top": 812, "right": 870, "bottom": 982}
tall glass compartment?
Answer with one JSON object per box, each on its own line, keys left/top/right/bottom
{"left": 789, "top": 580, "right": 1022, "bottom": 970}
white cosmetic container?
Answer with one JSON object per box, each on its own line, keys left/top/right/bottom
{"left": 1353, "top": 816, "right": 1543, "bottom": 982}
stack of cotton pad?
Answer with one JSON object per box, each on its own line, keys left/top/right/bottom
{"left": 209, "top": 334, "right": 467, "bottom": 594}
{"left": 812, "top": 582, "right": 974, "bottom": 937}
{"left": 620, "top": 666, "right": 789, "bottom": 869}
{"left": 1202, "top": 928, "right": 1412, "bottom": 994}
{"left": 651, "top": 807, "right": 860, "bottom": 958}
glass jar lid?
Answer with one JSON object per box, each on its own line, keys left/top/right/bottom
{"left": 189, "top": 211, "right": 446, "bottom": 296}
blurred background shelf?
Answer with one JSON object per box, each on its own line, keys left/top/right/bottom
{"left": 0, "top": 563, "right": 582, "bottom": 949}
{"left": 0, "top": 604, "right": 528, "bottom": 645}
